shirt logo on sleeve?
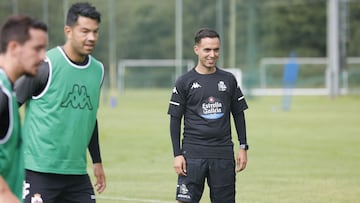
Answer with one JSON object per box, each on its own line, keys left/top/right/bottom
{"left": 172, "top": 87, "right": 178, "bottom": 94}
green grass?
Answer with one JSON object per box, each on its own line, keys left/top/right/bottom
{"left": 90, "top": 89, "right": 360, "bottom": 203}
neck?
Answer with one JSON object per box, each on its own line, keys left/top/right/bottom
{"left": 62, "top": 44, "right": 87, "bottom": 63}
{"left": 195, "top": 65, "right": 216, "bottom": 74}
{"left": 0, "top": 55, "right": 20, "bottom": 83}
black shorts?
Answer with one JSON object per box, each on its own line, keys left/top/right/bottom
{"left": 176, "top": 158, "right": 235, "bottom": 203}
{"left": 24, "top": 170, "right": 95, "bottom": 203}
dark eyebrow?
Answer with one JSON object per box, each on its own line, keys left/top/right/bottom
{"left": 204, "top": 48, "right": 219, "bottom": 51}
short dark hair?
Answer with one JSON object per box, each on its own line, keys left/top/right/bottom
{"left": 0, "top": 15, "right": 47, "bottom": 53}
{"left": 66, "top": 2, "right": 101, "bottom": 26}
{"left": 194, "top": 28, "right": 220, "bottom": 44}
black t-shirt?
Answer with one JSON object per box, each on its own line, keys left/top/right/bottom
{"left": 168, "top": 68, "right": 248, "bottom": 159}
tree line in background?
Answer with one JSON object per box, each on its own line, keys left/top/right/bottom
{"left": 1, "top": 0, "right": 359, "bottom": 88}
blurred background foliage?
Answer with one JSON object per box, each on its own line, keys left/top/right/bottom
{"left": 1, "top": 0, "right": 359, "bottom": 89}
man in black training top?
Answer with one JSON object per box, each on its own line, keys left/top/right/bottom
{"left": 168, "top": 28, "right": 249, "bottom": 203}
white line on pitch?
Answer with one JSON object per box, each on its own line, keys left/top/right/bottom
{"left": 96, "top": 195, "right": 174, "bottom": 203}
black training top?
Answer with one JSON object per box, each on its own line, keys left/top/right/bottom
{"left": 0, "top": 84, "right": 10, "bottom": 139}
{"left": 168, "top": 67, "right": 248, "bottom": 159}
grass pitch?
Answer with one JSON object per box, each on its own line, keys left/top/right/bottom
{"left": 91, "top": 89, "right": 360, "bottom": 203}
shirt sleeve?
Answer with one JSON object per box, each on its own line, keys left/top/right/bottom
{"left": 167, "top": 78, "right": 186, "bottom": 118}
{"left": 168, "top": 77, "right": 186, "bottom": 157}
{"left": 230, "top": 75, "right": 248, "bottom": 115}
{"left": 14, "top": 61, "right": 49, "bottom": 106}
{"left": 88, "top": 119, "right": 102, "bottom": 163}
{"left": 233, "top": 111, "right": 247, "bottom": 145}
{"left": 0, "top": 90, "right": 7, "bottom": 117}
{"left": 170, "top": 116, "right": 182, "bottom": 157}
{"left": 0, "top": 90, "right": 10, "bottom": 141}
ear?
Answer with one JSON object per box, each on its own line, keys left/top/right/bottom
{"left": 7, "top": 41, "right": 20, "bottom": 55}
{"left": 64, "top": 25, "right": 72, "bottom": 39}
{"left": 193, "top": 45, "right": 199, "bottom": 55}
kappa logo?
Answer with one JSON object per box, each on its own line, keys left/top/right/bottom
{"left": 172, "top": 87, "right": 178, "bottom": 94}
{"left": 191, "top": 82, "right": 201, "bottom": 89}
{"left": 61, "top": 84, "right": 93, "bottom": 110}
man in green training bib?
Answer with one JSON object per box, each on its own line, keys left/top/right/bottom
{"left": 15, "top": 2, "right": 106, "bottom": 203}
{"left": 0, "top": 15, "right": 48, "bottom": 202}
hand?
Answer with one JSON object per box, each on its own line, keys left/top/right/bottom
{"left": 0, "top": 176, "right": 20, "bottom": 203}
{"left": 93, "top": 163, "right": 106, "bottom": 193}
{"left": 0, "top": 191, "right": 20, "bottom": 203}
{"left": 236, "top": 149, "right": 248, "bottom": 172}
{"left": 173, "top": 155, "right": 187, "bottom": 176}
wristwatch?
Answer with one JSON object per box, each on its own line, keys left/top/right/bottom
{"left": 240, "top": 144, "right": 249, "bottom": 150}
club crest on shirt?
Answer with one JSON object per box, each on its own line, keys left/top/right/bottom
{"left": 218, "top": 81, "right": 227, "bottom": 91}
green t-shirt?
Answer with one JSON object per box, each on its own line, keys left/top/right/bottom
{"left": 0, "top": 69, "right": 23, "bottom": 200}
{"left": 22, "top": 47, "right": 104, "bottom": 174}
